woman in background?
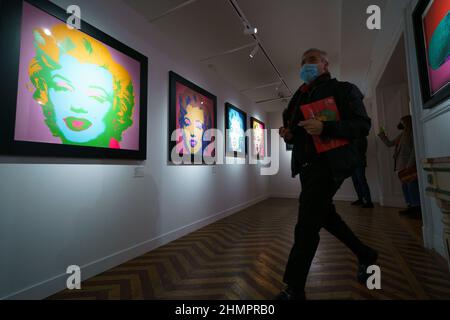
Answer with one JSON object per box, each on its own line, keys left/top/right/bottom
{"left": 378, "top": 115, "right": 421, "bottom": 218}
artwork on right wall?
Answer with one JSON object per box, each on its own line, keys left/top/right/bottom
{"left": 282, "top": 107, "right": 293, "bottom": 151}
{"left": 250, "top": 117, "right": 265, "bottom": 161}
{"left": 413, "top": 0, "right": 450, "bottom": 109}
{"left": 168, "top": 71, "right": 217, "bottom": 165}
{"left": 225, "top": 103, "right": 247, "bottom": 158}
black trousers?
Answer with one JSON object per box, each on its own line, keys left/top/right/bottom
{"left": 283, "top": 159, "right": 368, "bottom": 290}
{"left": 351, "top": 166, "right": 373, "bottom": 204}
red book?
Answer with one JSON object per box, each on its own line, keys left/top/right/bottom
{"left": 300, "top": 97, "right": 349, "bottom": 153}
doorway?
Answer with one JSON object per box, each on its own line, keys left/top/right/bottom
{"left": 374, "top": 34, "right": 417, "bottom": 209}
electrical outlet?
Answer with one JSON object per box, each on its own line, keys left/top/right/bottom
{"left": 134, "top": 166, "right": 145, "bottom": 178}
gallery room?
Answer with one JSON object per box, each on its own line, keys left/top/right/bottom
{"left": 1, "top": 0, "right": 450, "bottom": 305}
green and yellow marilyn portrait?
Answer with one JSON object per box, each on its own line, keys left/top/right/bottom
{"left": 29, "top": 24, "right": 135, "bottom": 148}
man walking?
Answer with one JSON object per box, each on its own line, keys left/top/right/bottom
{"left": 278, "top": 48, "right": 378, "bottom": 300}
{"left": 351, "top": 137, "right": 374, "bottom": 208}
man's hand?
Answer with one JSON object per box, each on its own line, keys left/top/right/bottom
{"left": 279, "top": 127, "right": 293, "bottom": 141}
{"left": 299, "top": 119, "right": 324, "bottom": 136}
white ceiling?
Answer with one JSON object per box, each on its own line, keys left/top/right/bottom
{"left": 124, "top": 0, "right": 405, "bottom": 112}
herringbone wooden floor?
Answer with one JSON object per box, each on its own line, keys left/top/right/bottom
{"left": 49, "top": 198, "right": 450, "bottom": 300}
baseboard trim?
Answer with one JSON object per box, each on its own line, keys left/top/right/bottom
{"left": 433, "top": 233, "right": 447, "bottom": 261}
{"left": 270, "top": 193, "right": 298, "bottom": 199}
{"left": 270, "top": 194, "right": 358, "bottom": 202}
{"left": 422, "top": 225, "right": 432, "bottom": 249}
{"left": 333, "top": 195, "right": 357, "bottom": 202}
{"left": 423, "top": 225, "right": 447, "bottom": 263}
{"left": 3, "top": 194, "right": 270, "bottom": 300}
{"left": 381, "top": 196, "right": 406, "bottom": 208}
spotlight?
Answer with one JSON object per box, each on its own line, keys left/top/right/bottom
{"left": 244, "top": 27, "right": 258, "bottom": 35}
{"left": 249, "top": 45, "right": 259, "bottom": 58}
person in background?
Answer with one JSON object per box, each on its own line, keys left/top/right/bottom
{"left": 378, "top": 115, "right": 421, "bottom": 218}
{"left": 351, "top": 137, "right": 374, "bottom": 208}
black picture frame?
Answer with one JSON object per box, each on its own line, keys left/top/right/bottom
{"left": 0, "top": 0, "right": 148, "bottom": 160}
{"left": 412, "top": 0, "right": 450, "bottom": 109}
{"left": 250, "top": 117, "right": 266, "bottom": 161}
{"left": 224, "top": 103, "right": 247, "bottom": 158}
{"left": 168, "top": 71, "right": 217, "bottom": 165}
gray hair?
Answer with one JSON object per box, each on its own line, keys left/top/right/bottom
{"left": 302, "top": 48, "right": 329, "bottom": 63}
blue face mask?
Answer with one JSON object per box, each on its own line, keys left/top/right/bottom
{"left": 300, "top": 64, "right": 320, "bottom": 84}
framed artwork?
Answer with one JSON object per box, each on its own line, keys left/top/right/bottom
{"left": 0, "top": 0, "right": 148, "bottom": 160}
{"left": 225, "top": 103, "right": 247, "bottom": 158}
{"left": 282, "top": 108, "right": 293, "bottom": 151}
{"left": 413, "top": 0, "right": 450, "bottom": 109}
{"left": 250, "top": 117, "right": 265, "bottom": 160}
{"left": 168, "top": 71, "right": 217, "bottom": 164}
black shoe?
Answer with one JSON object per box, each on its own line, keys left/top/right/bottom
{"left": 351, "top": 200, "right": 364, "bottom": 206}
{"left": 357, "top": 248, "right": 378, "bottom": 284}
{"left": 408, "top": 206, "right": 422, "bottom": 219}
{"left": 362, "top": 202, "right": 374, "bottom": 208}
{"left": 275, "top": 287, "right": 306, "bottom": 300}
{"left": 398, "top": 207, "right": 413, "bottom": 215}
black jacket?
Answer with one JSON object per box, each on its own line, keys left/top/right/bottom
{"left": 285, "top": 73, "right": 371, "bottom": 181}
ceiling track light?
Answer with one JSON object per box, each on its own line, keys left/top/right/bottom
{"left": 228, "top": 0, "right": 293, "bottom": 97}
{"left": 244, "top": 26, "right": 258, "bottom": 35}
{"left": 249, "top": 45, "right": 259, "bottom": 59}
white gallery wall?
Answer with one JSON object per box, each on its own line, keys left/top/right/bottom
{"left": 0, "top": 0, "right": 270, "bottom": 299}
{"left": 267, "top": 111, "right": 301, "bottom": 199}
{"left": 404, "top": 0, "right": 450, "bottom": 257}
